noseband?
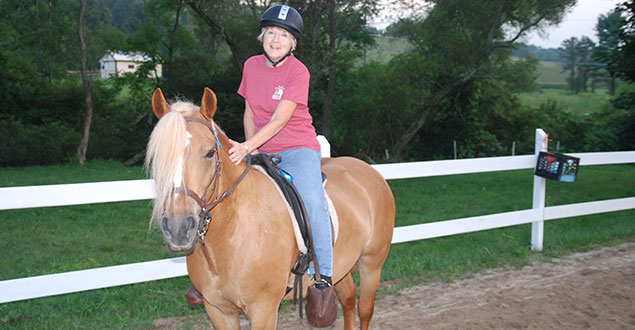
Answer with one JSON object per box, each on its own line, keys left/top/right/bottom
{"left": 174, "top": 117, "right": 251, "bottom": 244}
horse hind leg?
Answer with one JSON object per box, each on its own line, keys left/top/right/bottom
{"left": 334, "top": 272, "right": 358, "bottom": 330}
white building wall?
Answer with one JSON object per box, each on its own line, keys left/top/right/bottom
{"left": 99, "top": 54, "right": 117, "bottom": 78}
{"left": 115, "top": 60, "right": 140, "bottom": 76}
{"left": 98, "top": 52, "right": 162, "bottom": 79}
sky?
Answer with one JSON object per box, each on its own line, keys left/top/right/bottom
{"left": 524, "top": 0, "right": 623, "bottom": 48}
{"left": 370, "top": 0, "right": 624, "bottom": 49}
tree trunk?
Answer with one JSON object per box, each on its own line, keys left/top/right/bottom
{"left": 168, "top": 1, "right": 183, "bottom": 70}
{"left": 321, "top": 0, "right": 336, "bottom": 140}
{"left": 77, "top": 0, "right": 93, "bottom": 166}
{"left": 570, "top": 39, "right": 576, "bottom": 93}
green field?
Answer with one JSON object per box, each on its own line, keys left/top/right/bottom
{"left": 535, "top": 60, "right": 569, "bottom": 89}
{"left": 519, "top": 61, "right": 619, "bottom": 116}
{"left": 0, "top": 161, "right": 633, "bottom": 328}
{"left": 364, "top": 35, "right": 412, "bottom": 64}
{"left": 517, "top": 88, "right": 614, "bottom": 115}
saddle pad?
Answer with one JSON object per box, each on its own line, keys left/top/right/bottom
{"left": 252, "top": 166, "right": 339, "bottom": 254}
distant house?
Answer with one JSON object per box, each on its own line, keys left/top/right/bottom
{"left": 99, "top": 51, "right": 162, "bottom": 79}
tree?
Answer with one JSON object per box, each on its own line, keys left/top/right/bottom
{"left": 291, "top": 0, "right": 378, "bottom": 139}
{"left": 614, "top": 0, "right": 635, "bottom": 82}
{"left": 381, "top": 0, "right": 577, "bottom": 162}
{"left": 127, "top": 0, "right": 196, "bottom": 73}
{"left": 575, "top": 36, "right": 596, "bottom": 92}
{"left": 560, "top": 37, "right": 579, "bottom": 92}
{"left": 560, "top": 36, "right": 596, "bottom": 93}
{"left": 77, "top": 0, "right": 94, "bottom": 166}
{"left": 182, "top": 0, "right": 264, "bottom": 73}
{"left": 332, "top": 51, "right": 540, "bottom": 161}
{"left": 594, "top": 8, "right": 625, "bottom": 95}
{"left": 0, "top": 0, "right": 80, "bottom": 81}
{"left": 602, "top": 1, "right": 635, "bottom": 153}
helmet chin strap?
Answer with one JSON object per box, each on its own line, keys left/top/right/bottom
{"left": 263, "top": 47, "right": 293, "bottom": 68}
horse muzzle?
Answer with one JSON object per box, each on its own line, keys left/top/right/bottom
{"left": 160, "top": 214, "right": 198, "bottom": 252}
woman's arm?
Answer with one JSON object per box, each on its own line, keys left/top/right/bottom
{"left": 228, "top": 99, "right": 297, "bottom": 165}
{"left": 243, "top": 100, "right": 256, "bottom": 141}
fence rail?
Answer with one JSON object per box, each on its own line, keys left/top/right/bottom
{"left": 1, "top": 130, "right": 634, "bottom": 304}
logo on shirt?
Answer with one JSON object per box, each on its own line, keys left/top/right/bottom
{"left": 272, "top": 85, "right": 285, "bottom": 100}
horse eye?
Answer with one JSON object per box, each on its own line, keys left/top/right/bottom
{"left": 205, "top": 149, "right": 215, "bottom": 159}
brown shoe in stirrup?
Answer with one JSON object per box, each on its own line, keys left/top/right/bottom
{"left": 306, "top": 275, "right": 337, "bottom": 327}
{"left": 185, "top": 284, "right": 204, "bottom": 305}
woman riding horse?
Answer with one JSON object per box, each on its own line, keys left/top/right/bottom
{"left": 228, "top": 4, "right": 335, "bottom": 295}
{"left": 146, "top": 5, "right": 395, "bottom": 330}
{"left": 187, "top": 4, "right": 337, "bottom": 317}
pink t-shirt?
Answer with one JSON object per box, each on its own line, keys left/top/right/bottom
{"left": 238, "top": 55, "right": 320, "bottom": 153}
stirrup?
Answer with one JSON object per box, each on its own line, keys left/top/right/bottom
{"left": 314, "top": 275, "right": 332, "bottom": 291}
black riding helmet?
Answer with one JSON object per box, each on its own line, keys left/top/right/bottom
{"left": 259, "top": 5, "right": 304, "bottom": 44}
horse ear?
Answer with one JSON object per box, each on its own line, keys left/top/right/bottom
{"left": 200, "top": 87, "right": 217, "bottom": 121}
{"left": 152, "top": 88, "right": 170, "bottom": 119}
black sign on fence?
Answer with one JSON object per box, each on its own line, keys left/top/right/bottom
{"left": 535, "top": 151, "right": 580, "bottom": 182}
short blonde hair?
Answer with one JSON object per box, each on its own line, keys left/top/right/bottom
{"left": 257, "top": 26, "right": 297, "bottom": 51}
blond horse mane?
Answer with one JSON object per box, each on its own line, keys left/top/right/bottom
{"left": 145, "top": 101, "right": 204, "bottom": 226}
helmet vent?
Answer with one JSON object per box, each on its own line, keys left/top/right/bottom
{"left": 278, "top": 5, "right": 290, "bottom": 20}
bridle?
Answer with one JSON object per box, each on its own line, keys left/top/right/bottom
{"left": 174, "top": 117, "right": 251, "bottom": 244}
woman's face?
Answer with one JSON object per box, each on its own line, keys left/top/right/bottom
{"left": 262, "top": 26, "right": 294, "bottom": 62}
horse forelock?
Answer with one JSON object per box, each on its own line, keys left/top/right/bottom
{"left": 145, "top": 101, "right": 201, "bottom": 225}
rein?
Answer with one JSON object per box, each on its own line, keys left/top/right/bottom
{"left": 174, "top": 117, "right": 251, "bottom": 244}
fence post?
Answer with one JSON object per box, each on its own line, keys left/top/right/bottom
{"left": 531, "top": 129, "right": 548, "bottom": 251}
{"left": 317, "top": 135, "right": 331, "bottom": 158}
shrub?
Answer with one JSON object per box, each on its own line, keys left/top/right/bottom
{"left": 0, "top": 116, "right": 79, "bottom": 166}
{"left": 610, "top": 85, "right": 635, "bottom": 151}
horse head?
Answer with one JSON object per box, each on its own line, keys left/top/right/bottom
{"left": 146, "top": 87, "right": 222, "bottom": 252}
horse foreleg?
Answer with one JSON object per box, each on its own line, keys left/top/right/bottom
{"left": 334, "top": 272, "right": 358, "bottom": 330}
{"left": 203, "top": 300, "right": 240, "bottom": 330}
{"left": 357, "top": 257, "right": 384, "bottom": 330}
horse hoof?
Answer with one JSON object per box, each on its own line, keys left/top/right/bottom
{"left": 185, "top": 284, "right": 204, "bottom": 305}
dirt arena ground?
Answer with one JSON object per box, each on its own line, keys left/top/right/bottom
{"left": 154, "top": 242, "right": 635, "bottom": 329}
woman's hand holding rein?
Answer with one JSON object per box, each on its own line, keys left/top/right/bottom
{"left": 228, "top": 139, "right": 256, "bottom": 165}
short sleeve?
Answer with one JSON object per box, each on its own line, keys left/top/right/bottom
{"left": 237, "top": 63, "right": 249, "bottom": 99}
{"left": 282, "top": 63, "right": 310, "bottom": 106}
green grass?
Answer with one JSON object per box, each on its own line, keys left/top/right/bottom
{"left": 520, "top": 60, "right": 616, "bottom": 115}
{"left": 518, "top": 88, "right": 614, "bottom": 115}
{"left": 535, "top": 61, "right": 569, "bottom": 89}
{"left": 364, "top": 35, "right": 412, "bottom": 64}
{"left": 0, "top": 162, "right": 633, "bottom": 328}
{"left": 0, "top": 160, "right": 146, "bottom": 187}
{"left": 532, "top": 60, "right": 622, "bottom": 91}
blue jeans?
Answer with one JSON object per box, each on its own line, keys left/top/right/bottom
{"left": 271, "top": 148, "right": 333, "bottom": 277}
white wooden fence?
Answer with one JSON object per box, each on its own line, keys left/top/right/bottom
{"left": 1, "top": 129, "right": 634, "bottom": 304}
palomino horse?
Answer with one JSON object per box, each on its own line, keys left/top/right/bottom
{"left": 146, "top": 87, "right": 395, "bottom": 329}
